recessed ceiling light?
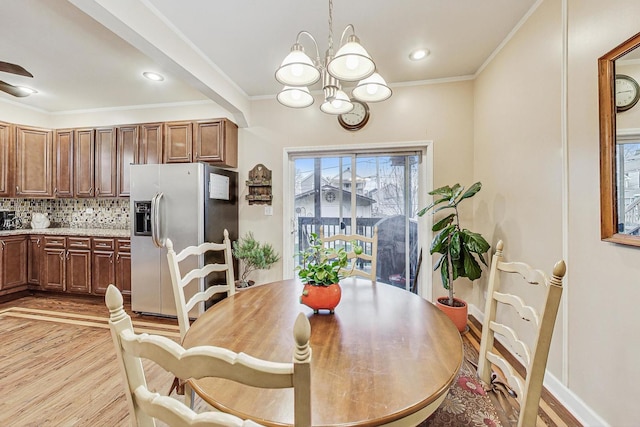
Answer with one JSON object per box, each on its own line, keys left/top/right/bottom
{"left": 143, "top": 71, "right": 164, "bottom": 81}
{"left": 409, "top": 49, "right": 430, "bottom": 61}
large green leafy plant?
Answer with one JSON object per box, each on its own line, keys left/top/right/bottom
{"left": 232, "top": 232, "right": 280, "bottom": 287}
{"left": 296, "top": 232, "right": 361, "bottom": 286}
{"left": 418, "top": 182, "right": 490, "bottom": 307}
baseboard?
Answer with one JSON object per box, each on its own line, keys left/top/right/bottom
{"left": 468, "top": 303, "right": 610, "bottom": 427}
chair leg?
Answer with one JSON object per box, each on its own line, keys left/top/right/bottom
{"left": 185, "top": 383, "right": 195, "bottom": 410}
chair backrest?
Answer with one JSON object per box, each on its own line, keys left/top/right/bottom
{"left": 477, "top": 240, "right": 565, "bottom": 427}
{"left": 166, "top": 229, "right": 235, "bottom": 341}
{"left": 319, "top": 226, "right": 378, "bottom": 283}
{"left": 105, "top": 285, "right": 312, "bottom": 427}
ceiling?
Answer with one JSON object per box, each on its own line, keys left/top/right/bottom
{"left": 0, "top": 0, "right": 538, "bottom": 123}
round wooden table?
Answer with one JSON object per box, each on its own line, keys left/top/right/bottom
{"left": 182, "top": 278, "right": 463, "bottom": 426}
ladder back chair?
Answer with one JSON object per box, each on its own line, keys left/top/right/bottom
{"left": 477, "top": 240, "right": 566, "bottom": 427}
{"left": 319, "top": 226, "right": 378, "bottom": 283}
{"left": 166, "top": 229, "right": 235, "bottom": 342}
{"left": 105, "top": 285, "right": 312, "bottom": 427}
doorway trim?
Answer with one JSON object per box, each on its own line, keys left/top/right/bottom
{"left": 282, "top": 140, "right": 434, "bottom": 299}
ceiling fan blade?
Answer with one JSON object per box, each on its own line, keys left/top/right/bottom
{"left": 0, "top": 61, "right": 33, "bottom": 78}
{"left": 0, "top": 81, "right": 30, "bottom": 97}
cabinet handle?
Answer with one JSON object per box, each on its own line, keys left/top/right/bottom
{"left": 54, "top": 187, "right": 57, "bottom": 194}
{"left": 0, "top": 241, "right": 5, "bottom": 248}
{"left": 59, "top": 251, "right": 64, "bottom": 260}
{"left": 89, "top": 187, "right": 93, "bottom": 194}
{"left": 16, "top": 185, "right": 19, "bottom": 194}
{"left": 109, "top": 253, "right": 113, "bottom": 264}
{"left": 36, "top": 238, "right": 40, "bottom": 246}
{"left": 96, "top": 188, "right": 100, "bottom": 195}
{"left": 116, "top": 253, "right": 120, "bottom": 261}
{"left": 66, "top": 251, "right": 70, "bottom": 260}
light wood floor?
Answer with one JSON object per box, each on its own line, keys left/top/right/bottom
{"left": 0, "top": 292, "right": 580, "bottom": 426}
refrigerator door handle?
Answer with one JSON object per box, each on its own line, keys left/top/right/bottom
{"left": 151, "top": 192, "right": 165, "bottom": 248}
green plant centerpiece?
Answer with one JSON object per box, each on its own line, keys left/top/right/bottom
{"left": 418, "top": 182, "right": 490, "bottom": 313}
{"left": 232, "top": 232, "right": 280, "bottom": 288}
{"left": 296, "top": 232, "right": 362, "bottom": 313}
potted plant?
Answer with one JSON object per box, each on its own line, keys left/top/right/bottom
{"left": 417, "top": 182, "right": 490, "bottom": 332}
{"left": 232, "top": 232, "right": 280, "bottom": 288}
{"left": 296, "top": 232, "right": 361, "bottom": 314}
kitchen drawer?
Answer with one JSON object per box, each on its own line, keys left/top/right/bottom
{"left": 116, "top": 239, "right": 131, "bottom": 253}
{"left": 93, "top": 238, "right": 115, "bottom": 251}
{"left": 68, "top": 237, "right": 91, "bottom": 249}
{"left": 44, "top": 236, "right": 66, "bottom": 248}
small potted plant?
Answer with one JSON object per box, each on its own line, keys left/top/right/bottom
{"left": 417, "top": 182, "right": 490, "bottom": 332}
{"left": 232, "top": 232, "right": 280, "bottom": 288}
{"left": 296, "top": 232, "right": 361, "bottom": 314}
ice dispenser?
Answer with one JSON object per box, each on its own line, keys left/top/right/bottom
{"left": 134, "top": 201, "right": 152, "bottom": 236}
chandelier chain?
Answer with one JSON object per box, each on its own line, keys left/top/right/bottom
{"left": 328, "top": 0, "right": 333, "bottom": 53}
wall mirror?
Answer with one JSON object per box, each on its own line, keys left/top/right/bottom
{"left": 599, "top": 32, "right": 640, "bottom": 247}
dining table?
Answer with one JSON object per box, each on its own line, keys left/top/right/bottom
{"left": 182, "top": 278, "right": 463, "bottom": 426}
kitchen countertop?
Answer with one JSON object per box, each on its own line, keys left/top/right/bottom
{"left": 0, "top": 228, "right": 130, "bottom": 238}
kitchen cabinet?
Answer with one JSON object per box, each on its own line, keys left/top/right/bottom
{"left": 42, "top": 236, "right": 92, "bottom": 294}
{"left": 92, "top": 238, "right": 115, "bottom": 295}
{"left": 15, "top": 125, "right": 53, "bottom": 197}
{"left": 164, "top": 121, "right": 192, "bottom": 163}
{"left": 0, "top": 121, "right": 12, "bottom": 197}
{"left": 54, "top": 129, "right": 74, "bottom": 198}
{"left": 116, "top": 239, "right": 131, "bottom": 296}
{"left": 194, "top": 119, "right": 238, "bottom": 167}
{"left": 27, "top": 235, "right": 43, "bottom": 287}
{"left": 0, "top": 235, "right": 27, "bottom": 292}
{"left": 95, "top": 127, "right": 117, "bottom": 197}
{"left": 164, "top": 119, "right": 238, "bottom": 167}
{"left": 139, "top": 122, "right": 163, "bottom": 164}
{"left": 117, "top": 125, "right": 138, "bottom": 197}
{"left": 74, "top": 128, "right": 95, "bottom": 197}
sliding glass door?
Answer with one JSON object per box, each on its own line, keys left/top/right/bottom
{"left": 292, "top": 152, "right": 421, "bottom": 292}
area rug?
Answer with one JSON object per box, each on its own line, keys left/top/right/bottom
{"left": 419, "top": 333, "right": 519, "bottom": 427}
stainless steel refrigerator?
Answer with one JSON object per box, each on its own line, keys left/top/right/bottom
{"left": 130, "top": 163, "right": 238, "bottom": 317}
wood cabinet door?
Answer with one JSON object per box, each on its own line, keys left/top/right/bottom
{"left": 164, "top": 121, "right": 192, "bottom": 163}
{"left": 54, "top": 129, "right": 74, "bottom": 197}
{"left": 0, "top": 236, "right": 27, "bottom": 290}
{"left": 74, "top": 129, "right": 95, "bottom": 197}
{"left": 15, "top": 126, "right": 53, "bottom": 197}
{"left": 28, "top": 235, "right": 43, "bottom": 286}
{"left": 0, "top": 122, "right": 12, "bottom": 197}
{"left": 116, "top": 251, "right": 131, "bottom": 296}
{"left": 193, "top": 119, "right": 238, "bottom": 167}
{"left": 116, "top": 239, "right": 131, "bottom": 296}
{"left": 95, "top": 127, "right": 117, "bottom": 197}
{"left": 117, "top": 125, "right": 138, "bottom": 197}
{"left": 42, "top": 247, "right": 66, "bottom": 291}
{"left": 140, "top": 123, "right": 163, "bottom": 164}
{"left": 67, "top": 249, "right": 92, "bottom": 294}
{"left": 92, "top": 250, "right": 115, "bottom": 295}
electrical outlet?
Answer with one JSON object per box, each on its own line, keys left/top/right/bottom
{"left": 85, "top": 208, "right": 94, "bottom": 214}
{"left": 264, "top": 206, "right": 273, "bottom": 216}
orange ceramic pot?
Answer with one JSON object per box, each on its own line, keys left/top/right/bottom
{"left": 300, "top": 283, "right": 342, "bottom": 314}
{"left": 436, "top": 297, "right": 468, "bottom": 333}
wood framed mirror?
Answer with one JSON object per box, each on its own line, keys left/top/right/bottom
{"left": 599, "top": 32, "right": 640, "bottom": 247}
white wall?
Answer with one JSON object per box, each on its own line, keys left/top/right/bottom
{"left": 567, "top": 0, "right": 640, "bottom": 425}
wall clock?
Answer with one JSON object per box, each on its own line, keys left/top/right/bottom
{"left": 338, "top": 100, "right": 370, "bottom": 131}
{"left": 615, "top": 74, "right": 640, "bottom": 112}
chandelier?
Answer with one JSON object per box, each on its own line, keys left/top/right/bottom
{"left": 275, "top": 0, "right": 392, "bottom": 114}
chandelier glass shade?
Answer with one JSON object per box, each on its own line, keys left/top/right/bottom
{"left": 275, "top": 0, "right": 391, "bottom": 114}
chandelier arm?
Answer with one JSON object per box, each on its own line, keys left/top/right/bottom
{"left": 295, "top": 31, "right": 322, "bottom": 65}
{"left": 338, "top": 24, "right": 356, "bottom": 47}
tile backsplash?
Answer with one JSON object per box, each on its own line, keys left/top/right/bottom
{"left": 0, "top": 198, "right": 130, "bottom": 229}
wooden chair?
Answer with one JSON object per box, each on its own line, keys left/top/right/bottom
{"left": 166, "top": 229, "right": 235, "bottom": 342}
{"left": 477, "top": 240, "right": 566, "bottom": 427}
{"left": 105, "top": 285, "right": 312, "bottom": 427}
{"left": 319, "top": 226, "right": 378, "bottom": 283}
